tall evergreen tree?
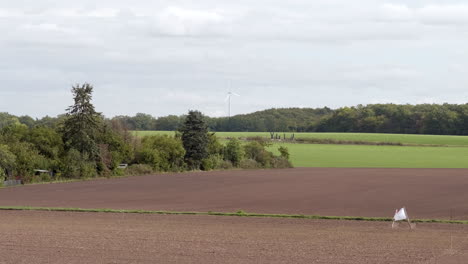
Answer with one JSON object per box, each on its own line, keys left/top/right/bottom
{"left": 61, "top": 83, "right": 102, "bottom": 160}
{"left": 180, "top": 110, "right": 209, "bottom": 169}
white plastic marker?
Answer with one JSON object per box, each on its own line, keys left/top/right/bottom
{"left": 392, "top": 207, "right": 414, "bottom": 229}
{"left": 394, "top": 207, "right": 407, "bottom": 221}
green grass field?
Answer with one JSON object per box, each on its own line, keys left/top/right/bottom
{"left": 134, "top": 131, "right": 468, "bottom": 146}
{"left": 269, "top": 143, "right": 468, "bottom": 168}
{"left": 133, "top": 131, "right": 468, "bottom": 168}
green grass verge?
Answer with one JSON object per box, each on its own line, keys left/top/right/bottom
{"left": 269, "top": 143, "right": 468, "bottom": 168}
{"left": 133, "top": 131, "right": 468, "bottom": 147}
{"left": 1, "top": 206, "right": 467, "bottom": 225}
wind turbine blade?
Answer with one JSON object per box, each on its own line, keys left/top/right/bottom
{"left": 225, "top": 95, "right": 230, "bottom": 102}
{"left": 232, "top": 92, "right": 240, "bottom": 96}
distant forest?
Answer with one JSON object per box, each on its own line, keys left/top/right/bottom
{"left": 2, "top": 103, "right": 468, "bottom": 135}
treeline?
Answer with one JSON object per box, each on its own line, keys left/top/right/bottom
{"left": 314, "top": 104, "right": 468, "bottom": 135}
{"left": 0, "top": 84, "right": 291, "bottom": 185}
{"left": 109, "top": 104, "right": 468, "bottom": 135}
{"left": 109, "top": 108, "right": 331, "bottom": 132}
{"left": 4, "top": 104, "right": 468, "bottom": 136}
{"left": 0, "top": 113, "right": 66, "bottom": 130}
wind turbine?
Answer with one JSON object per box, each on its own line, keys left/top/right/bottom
{"left": 225, "top": 91, "right": 240, "bottom": 118}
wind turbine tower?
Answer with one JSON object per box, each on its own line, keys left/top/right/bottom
{"left": 225, "top": 91, "right": 240, "bottom": 118}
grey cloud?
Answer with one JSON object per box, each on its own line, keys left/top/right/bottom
{"left": 379, "top": 3, "right": 468, "bottom": 26}
{"left": 0, "top": 1, "right": 467, "bottom": 118}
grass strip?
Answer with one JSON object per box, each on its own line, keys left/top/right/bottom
{"left": 1, "top": 206, "right": 467, "bottom": 225}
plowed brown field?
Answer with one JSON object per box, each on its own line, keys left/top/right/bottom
{"left": 2, "top": 168, "right": 468, "bottom": 263}
{"left": 1, "top": 168, "right": 468, "bottom": 219}
{"left": 1, "top": 211, "right": 468, "bottom": 264}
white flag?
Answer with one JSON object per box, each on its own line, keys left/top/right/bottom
{"left": 393, "top": 208, "right": 407, "bottom": 221}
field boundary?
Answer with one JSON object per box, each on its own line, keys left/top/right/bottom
{"left": 134, "top": 131, "right": 468, "bottom": 148}
{"left": 1, "top": 206, "right": 467, "bottom": 225}
{"left": 244, "top": 136, "right": 468, "bottom": 148}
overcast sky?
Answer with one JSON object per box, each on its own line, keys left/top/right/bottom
{"left": 1, "top": 0, "right": 468, "bottom": 118}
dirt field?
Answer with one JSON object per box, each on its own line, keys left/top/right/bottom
{"left": 1, "top": 168, "right": 468, "bottom": 219}
{"left": 1, "top": 210, "right": 468, "bottom": 264}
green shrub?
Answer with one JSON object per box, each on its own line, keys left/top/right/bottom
{"left": 207, "top": 133, "right": 224, "bottom": 155}
{"left": 224, "top": 139, "right": 244, "bottom": 166}
{"left": 243, "top": 141, "right": 263, "bottom": 159}
{"left": 201, "top": 154, "right": 223, "bottom": 171}
{"left": 61, "top": 149, "right": 97, "bottom": 179}
{"left": 97, "top": 161, "right": 111, "bottom": 177}
{"left": 239, "top": 159, "right": 259, "bottom": 169}
{"left": 243, "top": 141, "right": 274, "bottom": 167}
{"left": 278, "top": 146, "right": 290, "bottom": 159}
{"left": 201, "top": 159, "right": 212, "bottom": 171}
{"left": 245, "top": 136, "right": 271, "bottom": 147}
{"left": 271, "top": 157, "right": 293, "bottom": 168}
{"left": 112, "top": 167, "right": 125, "bottom": 177}
{"left": 8, "top": 142, "right": 49, "bottom": 179}
{"left": 21, "top": 174, "right": 35, "bottom": 184}
{"left": 126, "top": 164, "right": 154, "bottom": 176}
{"left": 135, "top": 148, "right": 161, "bottom": 170}
{"left": 0, "top": 145, "right": 16, "bottom": 175}
{"left": 0, "top": 166, "right": 5, "bottom": 179}
{"left": 80, "top": 162, "right": 98, "bottom": 178}
{"left": 39, "top": 173, "right": 52, "bottom": 182}
{"left": 135, "top": 135, "right": 185, "bottom": 171}
{"left": 22, "top": 172, "right": 52, "bottom": 183}
{"left": 218, "top": 160, "right": 233, "bottom": 170}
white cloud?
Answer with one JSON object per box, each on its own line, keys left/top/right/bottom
{"left": 86, "top": 8, "right": 120, "bottom": 18}
{"left": 342, "top": 65, "right": 421, "bottom": 82}
{"left": 155, "top": 6, "right": 226, "bottom": 36}
{"left": 162, "top": 91, "right": 208, "bottom": 104}
{"left": 20, "top": 23, "right": 61, "bottom": 32}
{"left": 380, "top": 3, "right": 413, "bottom": 21}
{"left": 40, "top": 8, "right": 83, "bottom": 18}
{"left": 417, "top": 4, "right": 468, "bottom": 25}
{"left": 379, "top": 3, "right": 468, "bottom": 25}
{"left": 0, "top": 8, "right": 23, "bottom": 17}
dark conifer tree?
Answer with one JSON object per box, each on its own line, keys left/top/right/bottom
{"left": 180, "top": 110, "right": 209, "bottom": 169}
{"left": 61, "top": 83, "right": 102, "bottom": 160}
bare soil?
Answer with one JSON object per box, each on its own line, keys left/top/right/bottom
{"left": 1, "top": 210, "right": 468, "bottom": 264}
{"left": 1, "top": 168, "right": 468, "bottom": 219}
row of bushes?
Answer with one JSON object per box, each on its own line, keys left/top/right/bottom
{"left": 128, "top": 136, "right": 291, "bottom": 174}
{"left": 0, "top": 85, "right": 292, "bottom": 186}
{"left": 0, "top": 125, "right": 291, "bottom": 186}
{"left": 0, "top": 121, "right": 133, "bottom": 183}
